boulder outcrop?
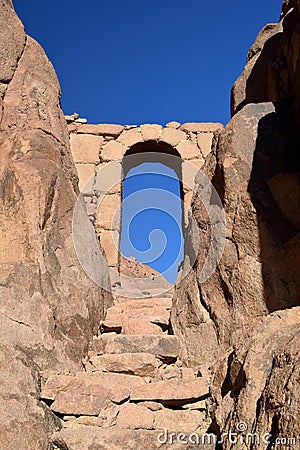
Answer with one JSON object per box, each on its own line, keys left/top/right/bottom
{"left": 0, "top": 1, "right": 112, "bottom": 447}
{"left": 171, "top": 1, "right": 300, "bottom": 446}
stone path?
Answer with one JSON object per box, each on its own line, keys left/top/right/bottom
{"left": 41, "top": 293, "right": 213, "bottom": 449}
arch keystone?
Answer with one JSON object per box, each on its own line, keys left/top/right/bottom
{"left": 117, "top": 128, "right": 143, "bottom": 149}
{"left": 140, "top": 124, "right": 162, "bottom": 141}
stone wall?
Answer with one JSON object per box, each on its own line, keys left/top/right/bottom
{"left": 68, "top": 116, "right": 223, "bottom": 269}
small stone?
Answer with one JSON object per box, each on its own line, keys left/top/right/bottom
{"left": 99, "top": 403, "right": 120, "bottom": 428}
{"left": 75, "top": 117, "right": 88, "bottom": 124}
{"left": 76, "top": 416, "right": 104, "bottom": 427}
{"left": 139, "top": 401, "right": 163, "bottom": 411}
{"left": 65, "top": 112, "right": 79, "bottom": 122}
{"left": 160, "top": 364, "right": 180, "bottom": 380}
{"left": 62, "top": 415, "right": 77, "bottom": 422}
{"left": 182, "top": 399, "right": 207, "bottom": 410}
{"left": 165, "top": 121, "right": 181, "bottom": 128}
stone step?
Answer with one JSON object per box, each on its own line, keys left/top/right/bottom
{"left": 41, "top": 372, "right": 147, "bottom": 416}
{"left": 91, "top": 334, "right": 180, "bottom": 360}
{"left": 100, "top": 318, "right": 165, "bottom": 335}
{"left": 104, "top": 303, "right": 170, "bottom": 324}
{"left": 114, "top": 297, "right": 172, "bottom": 309}
{"left": 51, "top": 427, "right": 214, "bottom": 449}
{"left": 130, "top": 378, "right": 209, "bottom": 406}
{"left": 87, "top": 352, "right": 162, "bottom": 377}
{"left": 86, "top": 353, "right": 196, "bottom": 381}
{"left": 100, "top": 300, "right": 171, "bottom": 335}
{"left": 154, "top": 408, "right": 206, "bottom": 432}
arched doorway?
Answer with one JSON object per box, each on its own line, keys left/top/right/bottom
{"left": 120, "top": 141, "right": 184, "bottom": 283}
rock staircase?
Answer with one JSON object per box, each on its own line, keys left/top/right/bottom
{"left": 41, "top": 293, "right": 213, "bottom": 449}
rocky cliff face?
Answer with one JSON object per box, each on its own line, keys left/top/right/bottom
{"left": 0, "top": 1, "right": 112, "bottom": 447}
{"left": 1, "top": 0, "right": 300, "bottom": 448}
{"left": 171, "top": 1, "right": 300, "bottom": 446}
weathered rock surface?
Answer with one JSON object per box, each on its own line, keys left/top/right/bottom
{"left": 211, "top": 308, "right": 300, "bottom": 449}
{"left": 116, "top": 403, "right": 155, "bottom": 430}
{"left": 231, "top": 2, "right": 300, "bottom": 139}
{"left": 171, "top": 2, "right": 300, "bottom": 446}
{"left": 130, "top": 378, "right": 209, "bottom": 405}
{"left": 87, "top": 352, "right": 160, "bottom": 377}
{"left": 42, "top": 293, "right": 213, "bottom": 447}
{"left": 0, "top": 2, "right": 112, "bottom": 448}
{"left": 51, "top": 427, "right": 214, "bottom": 450}
{"left": 2, "top": 1, "right": 300, "bottom": 448}
{"left": 92, "top": 334, "right": 180, "bottom": 359}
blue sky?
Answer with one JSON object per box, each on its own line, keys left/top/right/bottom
{"left": 14, "top": 0, "right": 283, "bottom": 126}
{"left": 13, "top": 1, "right": 283, "bottom": 282}
{"left": 121, "top": 163, "right": 183, "bottom": 282}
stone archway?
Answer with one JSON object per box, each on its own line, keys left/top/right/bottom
{"left": 68, "top": 120, "right": 221, "bottom": 269}
{"left": 120, "top": 141, "right": 184, "bottom": 281}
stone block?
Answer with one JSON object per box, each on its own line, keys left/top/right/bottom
{"left": 122, "top": 318, "right": 164, "bottom": 335}
{"left": 140, "top": 124, "right": 162, "bottom": 141}
{"left": 96, "top": 193, "right": 121, "bottom": 230}
{"left": 117, "top": 403, "right": 155, "bottom": 430}
{"left": 52, "top": 428, "right": 211, "bottom": 450}
{"left": 92, "top": 334, "right": 180, "bottom": 359}
{"left": 130, "top": 378, "right": 209, "bottom": 404}
{"left": 117, "top": 128, "right": 143, "bottom": 148}
{"left": 88, "top": 352, "right": 159, "bottom": 377}
{"left": 160, "top": 127, "right": 186, "bottom": 146}
{"left": 99, "top": 230, "right": 119, "bottom": 266}
{"left": 176, "top": 140, "right": 201, "bottom": 160}
{"left": 42, "top": 371, "right": 159, "bottom": 417}
{"left": 189, "top": 158, "right": 204, "bottom": 170}
{"left": 70, "top": 133, "right": 103, "bottom": 163}
{"left": 75, "top": 163, "right": 95, "bottom": 191}
{"left": 94, "top": 162, "right": 122, "bottom": 194}
{"left": 180, "top": 122, "right": 223, "bottom": 132}
{"left": 166, "top": 121, "right": 181, "bottom": 128}
{"left": 197, "top": 132, "right": 213, "bottom": 157}
{"left": 77, "top": 123, "right": 124, "bottom": 136}
{"left": 101, "top": 140, "right": 125, "bottom": 161}
{"left": 154, "top": 409, "right": 204, "bottom": 432}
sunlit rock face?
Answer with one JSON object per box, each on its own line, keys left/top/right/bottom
{"left": 1, "top": 0, "right": 300, "bottom": 448}
{"left": 0, "top": 1, "right": 112, "bottom": 447}
{"left": 171, "top": 1, "right": 300, "bottom": 445}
